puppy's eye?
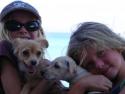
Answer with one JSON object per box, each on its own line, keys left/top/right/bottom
{"left": 65, "top": 60, "right": 69, "bottom": 67}
{"left": 36, "top": 51, "right": 41, "bottom": 57}
{"left": 22, "top": 50, "right": 29, "bottom": 57}
{"left": 54, "top": 62, "right": 60, "bottom": 69}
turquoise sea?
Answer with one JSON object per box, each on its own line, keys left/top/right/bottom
{"left": 45, "top": 32, "right": 71, "bottom": 60}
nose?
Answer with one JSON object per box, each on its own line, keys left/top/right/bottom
{"left": 40, "top": 70, "right": 45, "bottom": 76}
{"left": 94, "top": 59, "right": 105, "bottom": 69}
{"left": 31, "top": 60, "right": 37, "bottom": 66}
{"left": 19, "top": 26, "right": 28, "bottom": 34}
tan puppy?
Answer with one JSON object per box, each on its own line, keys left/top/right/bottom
{"left": 11, "top": 38, "right": 48, "bottom": 94}
{"left": 42, "top": 56, "right": 104, "bottom": 94}
{"left": 43, "top": 56, "right": 90, "bottom": 85}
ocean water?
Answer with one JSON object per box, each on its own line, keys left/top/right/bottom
{"left": 45, "top": 32, "right": 71, "bottom": 60}
{"left": 45, "top": 32, "right": 71, "bottom": 87}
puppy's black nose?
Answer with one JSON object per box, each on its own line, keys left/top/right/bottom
{"left": 40, "top": 71, "right": 45, "bottom": 76}
{"left": 31, "top": 60, "right": 37, "bottom": 65}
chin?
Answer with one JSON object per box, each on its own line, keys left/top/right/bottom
{"left": 107, "top": 71, "right": 118, "bottom": 80}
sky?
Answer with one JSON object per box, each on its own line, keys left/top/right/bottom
{"left": 1, "top": 0, "right": 125, "bottom": 36}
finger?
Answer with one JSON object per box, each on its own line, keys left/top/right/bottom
{"left": 105, "top": 79, "right": 112, "bottom": 88}
{"left": 98, "top": 86, "right": 110, "bottom": 92}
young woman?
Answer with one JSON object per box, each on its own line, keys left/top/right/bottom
{"left": 0, "top": 1, "right": 66, "bottom": 94}
{"left": 67, "top": 22, "right": 125, "bottom": 94}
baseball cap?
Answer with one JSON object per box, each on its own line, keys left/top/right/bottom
{"left": 0, "top": 1, "right": 41, "bottom": 21}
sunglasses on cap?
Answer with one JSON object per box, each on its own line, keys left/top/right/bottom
{"left": 4, "top": 20, "right": 41, "bottom": 32}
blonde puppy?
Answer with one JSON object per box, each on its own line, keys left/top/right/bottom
{"left": 42, "top": 56, "right": 104, "bottom": 94}
{"left": 11, "top": 38, "right": 48, "bottom": 94}
{"left": 42, "top": 56, "right": 90, "bottom": 85}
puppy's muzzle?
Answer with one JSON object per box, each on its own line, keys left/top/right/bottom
{"left": 40, "top": 71, "right": 45, "bottom": 76}
{"left": 30, "top": 60, "right": 37, "bottom": 66}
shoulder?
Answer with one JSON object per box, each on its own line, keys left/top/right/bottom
{"left": 0, "top": 40, "right": 13, "bottom": 59}
{"left": 0, "top": 40, "right": 12, "bottom": 50}
{"left": 111, "top": 80, "right": 125, "bottom": 94}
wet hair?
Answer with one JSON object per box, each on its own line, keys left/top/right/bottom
{"left": 67, "top": 22, "right": 125, "bottom": 66}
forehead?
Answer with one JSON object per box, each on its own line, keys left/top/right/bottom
{"left": 7, "top": 10, "right": 38, "bottom": 22}
{"left": 86, "top": 47, "right": 97, "bottom": 58}
{"left": 21, "top": 41, "right": 41, "bottom": 49}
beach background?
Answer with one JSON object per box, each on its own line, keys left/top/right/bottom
{"left": 45, "top": 32, "right": 72, "bottom": 60}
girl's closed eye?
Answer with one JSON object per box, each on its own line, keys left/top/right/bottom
{"left": 97, "top": 50, "right": 105, "bottom": 58}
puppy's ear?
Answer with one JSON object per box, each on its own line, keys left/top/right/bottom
{"left": 65, "top": 57, "right": 77, "bottom": 74}
{"left": 11, "top": 38, "right": 22, "bottom": 48}
{"left": 13, "top": 46, "right": 19, "bottom": 55}
{"left": 36, "top": 38, "right": 49, "bottom": 48}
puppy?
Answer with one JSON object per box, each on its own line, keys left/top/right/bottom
{"left": 42, "top": 56, "right": 90, "bottom": 84}
{"left": 42, "top": 56, "right": 105, "bottom": 94}
{"left": 11, "top": 38, "right": 48, "bottom": 94}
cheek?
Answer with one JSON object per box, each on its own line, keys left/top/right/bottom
{"left": 102, "top": 59, "right": 120, "bottom": 79}
{"left": 29, "top": 32, "right": 38, "bottom": 39}
{"left": 104, "top": 51, "right": 122, "bottom": 67}
{"left": 9, "top": 32, "right": 18, "bottom": 39}
{"left": 110, "top": 54, "right": 122, "bottom": 67}
{"left": 106, "top": 68, "right": 119, "bottom": 80}
{"left": 105, "top": 53, "right": 122, "bottom": 75}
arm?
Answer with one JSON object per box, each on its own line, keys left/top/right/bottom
{"left": 1, "top": 59, "right": 22, "bottom": 94}
{"left": 68, "top": 75, "right": 112, "bottom": 94}
{"left": 0, "top": 41, "right": 22, "bottom": 94}
{"left": 68, "top": 81, "right": 86, "bottom": 94}
{"left": 30, "top": 79, "right": 53, "bottom": 94}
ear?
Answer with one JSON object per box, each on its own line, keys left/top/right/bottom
{"left": 13, "top": 46, "right": 19, "bottom": 55}
{"left": 65, "top": 57, "right": 77, "bottom": 74}
{"left": 36, "top": 38, "right": 49, "bottom": 48}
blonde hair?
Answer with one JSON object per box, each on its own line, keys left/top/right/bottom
{"left": 0, "top": 22, "right": 9, "bottom": 40}
{"left": 67, "top": 22, "right": 125, "bottom": 66}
